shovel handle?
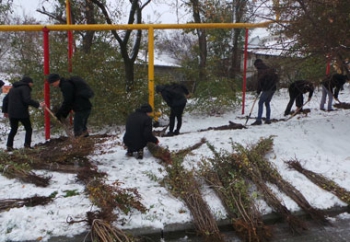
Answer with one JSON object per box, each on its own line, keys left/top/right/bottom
{"left": 45, "top": 106, "right": 59, "bottom": 122}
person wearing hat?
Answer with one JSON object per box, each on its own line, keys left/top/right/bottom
{"left": 251, "top": 59, "right": 279, "bottom": 125}
{"left": 123, "top": 103, "right": 159, "bottom": 159}
{"left": 46, "top": 73, "right": 92, "bottom": 137}
{"left": 155, "top": 82, "right": 190, "bottom": 136}
{"left": 2, "top": 76, "right": 44, "bottom": 151}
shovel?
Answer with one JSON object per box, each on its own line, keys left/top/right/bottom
{"left": 245, "top": 95, "right": 259, "bottom": 125}
{"left": 285, "top": 99, "right": 310, "bottom": 121}
{"left": 45, "top": 106, "right": 74, "bottom": 138}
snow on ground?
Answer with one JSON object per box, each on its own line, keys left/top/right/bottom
{"left": 1, "top": 84, "right": 350, "bottom": 241}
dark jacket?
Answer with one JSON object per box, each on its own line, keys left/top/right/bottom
{"left": 289, "top": 80, "right": 314, "bottom": 99}
{"left": 156, "top": 83, "right": 189, "bottom": 108}
{"left": 255, "top": 61, "right": 278, "bottom": 94}
{"left": 123, "top": 108, "right": 158, "bottom": 151}
{"left": 322, "top": 74, "right": 348, "bottom": 99}
{"left": 56, "top": 78, "right": 92, "bottom": 119}
{"left": 2, "top": 81, "right": 39, "bottom": 119}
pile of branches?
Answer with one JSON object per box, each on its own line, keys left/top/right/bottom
{"left": 287, "top": 159, "right": 350, "bottom": 204}
{"left": 35, "top": 136, "right": 95, "bottom": 163}
{"left": 75, "top": 164, "right": 146, "bottom": 242}
{"left": 0, "top": 153, "right": 51, "bottom": 187}
{"left": 88, "top": 219, "right": 135, "bottom": 242}
{"left": 242, "top": 137, "right": 328, "bottom": 225}
{"left": 198, "top": 121, "right": 246, "bottom": 132}
{"left": 147, "top": 142, "right": 172, "bottom": 165}
{"left": 232, "top": 140, "right": 307, "bottom": 234}
{"left": 0, "top": 195, "right": 53, "bottom": 211}
{"left": 202, "top": 142, "right": 272, "bottom": 242}
{"left": 334, "top": 102, "right": 350, "bottom": 109}
{"left": 153, "top": 138, "right": 225, "bottom": 242}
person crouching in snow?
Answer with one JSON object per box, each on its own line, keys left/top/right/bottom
{"left": 284, "top": 80, "right": 314, "bottom": 116}
{"left": 123, "top": 103, "right": 159, "bottom": 159}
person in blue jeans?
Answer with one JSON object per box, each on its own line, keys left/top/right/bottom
{"left": 320, "top": 74, "right": 348, "bottom": 111}
{"left": 251, "top": 59, "right": 278, "bottom": 125}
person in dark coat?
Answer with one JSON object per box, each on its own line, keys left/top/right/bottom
{"left": 0, "top": 80, "right": 4, "bottom": 92}
{"left": 47, "top": 73, "right": 93, "bottom": 137}
{"left": 320, "top": 74, "right": 349, "bottom": 111}
{"left": 284, "top": 80, "right": 314, "bottom": 116}
{"left": 155, "top": 83, "right": 190, "bottom": 136}
{"left": 2, "top": 77, "right": 44, "bottom": 151}
{"left": 251, "top": 59, "right": 278, "bottom": 125}
{"left": 123, "top": 103, "right": 159, "bottom": 159}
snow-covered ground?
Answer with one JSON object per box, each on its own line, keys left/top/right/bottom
{"left": 1, "top": 84, "right": 350, "bottom": 241}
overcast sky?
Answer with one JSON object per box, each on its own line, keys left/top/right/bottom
{"left": 11, "top": 0, "right": 183, "bottom": 23}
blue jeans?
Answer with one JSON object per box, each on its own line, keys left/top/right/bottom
{"left": 257, "top": 91, "right": 275, "bottom": 122}
{"left": 320, "top": 85, "right": 333, "bottom": 110}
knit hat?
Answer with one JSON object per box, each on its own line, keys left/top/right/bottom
{"left": 0, "top": 80, "right": 4, "bottom": 87}
{"left": 21, "top": 77, "right": 33, "bottom": 84}
{"left": 140, "top": 103, "right": 153, "bottom": 113}
{"left": 254, "top": 59, "right": 263, "bottom": 66}
{"left": 47, "top": 73, "right": 60, "bottom": 83}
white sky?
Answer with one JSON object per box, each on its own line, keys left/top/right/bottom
{"left": 11, "top": 0, "right": 186, "bottom": 23}
{"left": 1, "top": 84, "right": 350, "bottom": 241}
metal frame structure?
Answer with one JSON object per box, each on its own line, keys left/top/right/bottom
{"left": 0, "top": 21, "right": 273, "bottom": 140}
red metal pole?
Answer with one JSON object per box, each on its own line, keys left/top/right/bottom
{"left": 43, "top": 27, "right": 50, "bottom": 140}
{"left": 326, "top": 55, "right": 330, "bottom": 75}
{"left": 67, "top": 0, "right": 74, "bottom": 124}
{"left": 242, "top": 28, "right": 249, "bottom": 115}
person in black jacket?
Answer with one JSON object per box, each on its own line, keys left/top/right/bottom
{"left": 251, "top": 59, "right": 278, "bottom": 125}
{"left": 155, "top": 83, "right": 190, "bottom": 136}
{"left": 0, "top": 80, "right": 4, "bottom": 92}
{"left": 123, "top": 104, "right": 159, "bottom": 159}
{"left": 320, "top": 74, "right": 349, "bottom": 111}
{"left": 284, "top": 80, "right": 314, "bottom": 116}
{"left": 47, "top": 73, "right": 93, "bottom": 137}
{"left": 2, "top": 77, "right": 44, "bottom": 151}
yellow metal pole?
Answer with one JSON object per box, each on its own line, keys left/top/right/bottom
{"left": 66, "top": 0, "right": 71, "bottom": 24}
{"left": 0, "top": 22, "right": 273, "bottom": 32}
{"left": 148, "top": 27, "right": 155, "bottom": 115}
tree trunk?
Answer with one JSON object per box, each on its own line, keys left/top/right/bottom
{"left": 191, "top": 0, "right": 207, "bottom": 93}
{"left": 230, "top": 28, "right": 242, "bottom": 79}
{"left": 124, "top": 59, "right": 135, "bottom": 92}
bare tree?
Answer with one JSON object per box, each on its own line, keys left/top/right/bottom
{"left": 37, "top": 0, "right": 97, "bottom": 54}
{"left": 91, "top": 0, "right": 151, "bottom": 92}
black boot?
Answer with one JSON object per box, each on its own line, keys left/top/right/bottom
{"left": 137, "top": 149, "right": 144, "bottom": 159}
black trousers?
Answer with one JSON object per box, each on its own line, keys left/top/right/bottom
{"left": 73, "top": 109, "right": 91, "bottom": 137}
{"left": 7, "top": 117, "right": 32, "bottom": 148}
{"left": 169, "top": 104, "right": 186, "bottom": 132}
{"left": 285, "top": 92, "right": 303, "bottom": 115}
